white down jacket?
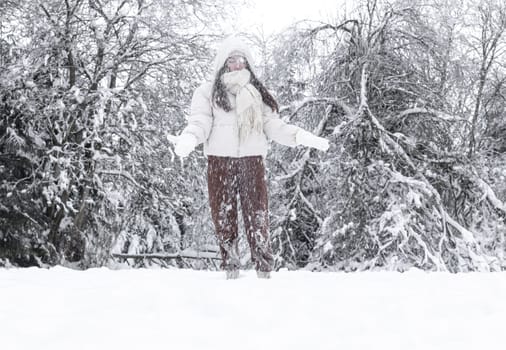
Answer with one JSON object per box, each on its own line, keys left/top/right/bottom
{"left": 180, "top": 81, "right": 301, "bottom": 158}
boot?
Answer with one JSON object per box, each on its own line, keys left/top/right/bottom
{"left": 256, "top": 270, "right": 271, "bottom": 279}
{"left": 226, "top": 269, "right": 240, "bottom": 279}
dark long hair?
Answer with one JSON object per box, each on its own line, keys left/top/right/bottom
{"left": 211, "top": 62, "right": 279, "bottom": 113}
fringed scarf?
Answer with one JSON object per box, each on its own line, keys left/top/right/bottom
{"left": 221, "top": 69, "right": 263, "bottom": 143}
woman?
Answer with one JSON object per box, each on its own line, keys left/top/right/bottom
{"left": 169, "top": 36, "right": 329, "bottom": 279}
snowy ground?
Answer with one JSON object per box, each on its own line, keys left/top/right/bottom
{"left": 1, "top": 267, "right": 505, "bottom": 350}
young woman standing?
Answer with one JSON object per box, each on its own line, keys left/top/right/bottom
{"left": 169, "top": 36, "right": 329, "bottom": 279}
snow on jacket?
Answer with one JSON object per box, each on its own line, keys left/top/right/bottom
{"left": 181, "top": 81, "right": 300, "bottom": 158}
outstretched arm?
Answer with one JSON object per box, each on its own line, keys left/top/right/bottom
{"left": 262, "top": 104, "right": 299, "bottom": 146}
{"left": 263, "top": 104, "right": 329, "bottom": 151}
{"left": 169, "top": 83, "right": 213, "bottom": 157}
{"left": 181, "top": 83, "right": 213, "bottom": 144}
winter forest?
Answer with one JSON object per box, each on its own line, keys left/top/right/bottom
{"left": 1, "top": 0, "right": 505, "bottom": 272}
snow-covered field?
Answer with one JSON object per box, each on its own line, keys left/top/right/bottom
{"left": 1, "top": 267, "right": 505, "bottom": 350}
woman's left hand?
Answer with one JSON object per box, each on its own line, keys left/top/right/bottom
{"left": 295, "top": 129, "right": 329, "bottom": 152}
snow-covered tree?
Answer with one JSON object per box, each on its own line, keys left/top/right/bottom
{"left": 0, "top": 0, "right": 229, "bottom": 267}
{"left": 265, "top": 0, "right": 506, "bottom": 271}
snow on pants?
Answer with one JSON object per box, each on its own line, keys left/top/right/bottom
{"left": 207, "top": 155, "right": 273, "bottom": 272}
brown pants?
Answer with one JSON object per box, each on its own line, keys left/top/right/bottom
{"left": 207, "top": 155, "right": 273, "bottom": 272}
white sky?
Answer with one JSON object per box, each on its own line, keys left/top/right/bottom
{"left": 232, "top": 0, "right": 351, "bottom": 36}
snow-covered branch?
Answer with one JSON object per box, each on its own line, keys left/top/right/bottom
{"left": 97, "top": 170, "right": 143, "bottom": 189}
{"left": 389, "top": 108, "right": 466, "bottom": 123}
{"left": 477, "top": 179, "right": 506, "bottom": 214}
{"left": 280, "top": 97, "right": 354, "bottom": 122}
{"left": 112, "top": 251, "right": 221, "bottom": 260}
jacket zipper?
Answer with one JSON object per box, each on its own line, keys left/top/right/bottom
{"left": 236, "top": 114, "right": 240, "bottom": 157}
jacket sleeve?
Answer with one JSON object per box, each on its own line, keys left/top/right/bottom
{"left": 180, "top": 83, "right": 213, "bottom": 144}
{"left": 262, "top": 103, "right": 301, "bottom": 147}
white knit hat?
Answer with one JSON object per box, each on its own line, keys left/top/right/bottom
{"left": 212, "top": 36, "right": 254, "bottom": 77}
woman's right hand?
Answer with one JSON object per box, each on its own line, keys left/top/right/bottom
{"left": 167, "top": 133, "right": 198, "bottom": 158}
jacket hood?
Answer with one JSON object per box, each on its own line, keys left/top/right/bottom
{"left": 213, "top": 36, "right": 254, "bottom": 77}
